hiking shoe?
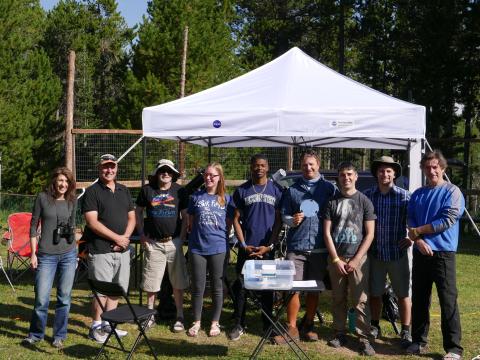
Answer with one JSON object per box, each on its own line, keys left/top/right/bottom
{"left": 299, "top": 321, "right": 318, "bottom": 342}
{"left": 406, "top": 342, "right": 429, "bottom": 355}
{"left": 273, "top": 325, "right": 300, "bottom": 345}
{"left": 359, "top": 339, "right": 376, "bottom": 356}
{"left": 228, "top": 324, "right": 244, "bottom": 341}
{"left": 172, "top": 318, "right": 185, "bottom": 333}
{"left": 328, "top": 333, "right": 347, "bottom": 348}
{"left": 400, "top": 329, "right": 412, "bottom": 348}
{"left": 144, "top": 316, "right": 156, "bottom": 330}
{"left": 52, "top": 338, "right": 64, "bottom": 349}
{"left": 443, "top": 352, "right": 462, "bottom": 360}
{"left": 370, "top": 324, "right": 381, "bottom": 339}
{"left": 21, "top": 336, "right": 41, "bottom": 346}
{"left": 88, "top": 327, "right": 108, "bottom": 344}
{"left": 102, "top": 324, "right": 128, "bottom": 337}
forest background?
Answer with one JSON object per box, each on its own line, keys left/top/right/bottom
{"left": 0, "top": 0, "right": 479, "bottom": 196}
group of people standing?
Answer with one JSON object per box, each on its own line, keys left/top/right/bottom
{"left": 21, "top": 149, "right": 465, "bottom": 360}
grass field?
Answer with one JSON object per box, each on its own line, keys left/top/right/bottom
{"left": 0, "top": 236, "right": 479, "bottom": 359}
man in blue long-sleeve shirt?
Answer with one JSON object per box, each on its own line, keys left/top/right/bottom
{"left": 406, "top": 150, "right": 465, "bottom": 360}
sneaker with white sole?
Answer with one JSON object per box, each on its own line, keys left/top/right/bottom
{"left": 172, "top": 318, "right": 185, "bottom": 333}
{"left": 88, "top": 327, "right": 108, "bottom": 343}
{"left": 102, "top": 324, "right": 128, "bottom": 337}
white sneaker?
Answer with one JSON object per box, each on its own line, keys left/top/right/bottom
{"left": 102, "top": 324, "right": 128, "bottom": 337}
{"left": 88, "top": 327, "right": 108, "bottom": 343}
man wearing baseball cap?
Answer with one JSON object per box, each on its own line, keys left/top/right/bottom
{"left": 135, "top": 159, "right": 189, "bottom": 332}
{"left": 82, "top": 154, "right": 135, "bottom": 343}
{"left": 363, "top": 155, "right": 412, "bottom": 348}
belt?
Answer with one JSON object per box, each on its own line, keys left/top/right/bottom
{"left": 155, "top": 236, "right": 173, "bottom": 243}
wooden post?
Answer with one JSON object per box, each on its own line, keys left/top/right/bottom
{"left": 65, "top": 50, "right": 75, "bottom": 171}
{"left": 178, "top": 26, "right": 189, "bottom": 177}
{"left": 287, "top": 147, "right": 293, "bottom": 171}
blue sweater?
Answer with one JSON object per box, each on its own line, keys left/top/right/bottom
{"left": 407, "top": 182, "right": 465, "bottom": 252}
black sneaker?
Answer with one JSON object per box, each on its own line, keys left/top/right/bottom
{"left": 370, "top": 324, "right": 381, "bottom": 339}
{"left": 400, "top": 329, "right": 412, "bottom": 348}
{"left": 359, "top": 339, "right": 376, "bottom": 356}
{"left": 328, "top": 333, "right": 347, "bottom": 348}
{"left": 228, "top": 324, "right": 244, "bottom": 341}
{"left": 406, "top": 342, "right": 429, "bottom": 355}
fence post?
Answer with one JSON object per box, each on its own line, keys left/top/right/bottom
{"left": 65, "top": 50, "right": 75, "bottom": 171}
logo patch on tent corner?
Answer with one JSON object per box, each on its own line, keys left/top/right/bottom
{"left": 213, "top": 120, "right": 221, "bottom": 128}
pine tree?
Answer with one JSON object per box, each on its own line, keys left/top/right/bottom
{"left": 0, "top": 0, "right": 62, "bottom": 193}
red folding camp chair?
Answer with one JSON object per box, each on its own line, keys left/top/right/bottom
{"left": 6, "top": 212, "right": 38, "bottom": 282}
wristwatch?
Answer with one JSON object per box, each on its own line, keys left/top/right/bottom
{"left": 268, "top": 243, "right": 275, "bottom": 251}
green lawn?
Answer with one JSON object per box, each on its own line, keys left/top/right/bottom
{"left": 0, "top": 238, "right": 479, "bottom": 359}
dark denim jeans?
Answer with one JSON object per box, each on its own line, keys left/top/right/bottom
{"left": 28, "top": 248, "right": 77, "bottom": 341}
{"left": 411, "top": 250, "right": 463, "bottom": 355}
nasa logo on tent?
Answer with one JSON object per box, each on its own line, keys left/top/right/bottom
{"left": 330, "top": 120, "right": 338, "bottom": 127}
{"left": 213, "top": 120, "right": 222, "bottom": 128}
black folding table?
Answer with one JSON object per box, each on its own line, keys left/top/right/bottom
{"left": 245, "top": 280, "right": 325, "bottom": 360}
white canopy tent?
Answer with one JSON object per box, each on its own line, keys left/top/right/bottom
{"left": 142, "top": 47, "right": 425, "bottom": 191}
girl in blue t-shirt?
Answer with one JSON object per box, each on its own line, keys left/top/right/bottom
{"left": 187, "top": 162, "right": 233, "bottom": 337}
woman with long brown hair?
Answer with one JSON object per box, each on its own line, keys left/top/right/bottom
{"left": 186, "top": 162, "right": 233, "bottom": 337}
{"left": 22, "top": 167, "right": 77, "bottom": 349}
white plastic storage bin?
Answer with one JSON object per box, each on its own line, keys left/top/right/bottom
{"left": 242, "top": 259, "right": 296, "bottom": 290}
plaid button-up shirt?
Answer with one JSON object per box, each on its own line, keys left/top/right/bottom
{"left": 364, "top": 185, "right": 410, "bottom": 261}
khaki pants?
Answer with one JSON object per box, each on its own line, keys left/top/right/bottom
{"left": 328, "top": 254, "right": 370, "bottom": 338}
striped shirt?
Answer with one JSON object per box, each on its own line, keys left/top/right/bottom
{"left": 364, "top": 185, "right": 410, "bottom": 261}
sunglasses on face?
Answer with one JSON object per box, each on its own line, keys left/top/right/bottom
{"left": 158, "top": 167, "right": 174, "bottom": 175}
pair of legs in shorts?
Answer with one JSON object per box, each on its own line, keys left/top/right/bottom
{"left": 273, "top": 251, "right": 328, "bottom": 343}
{"left": 88, "top": 250, "right": 131, "bottom": 331}
{"left": 141, "top": 238, "right": 189, "bottom": 322}
{"left": 369, "top": 251, "right": 412, "bottom": 331}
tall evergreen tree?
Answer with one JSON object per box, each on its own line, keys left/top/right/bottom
{"left": 0, "top": 0, "right": 62, "bottom": 193}
{"left": 123, "top": 0, "right": 240, "bottom": 129}
{"left": 42, "top": 0, "right": 132, "bottom": 129}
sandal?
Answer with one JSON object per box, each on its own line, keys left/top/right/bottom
{"left": 209, "top": 322, "right": 221, "bottom": 337}
{"left": 187, "top": 322, "right": 200, "bottom": 337}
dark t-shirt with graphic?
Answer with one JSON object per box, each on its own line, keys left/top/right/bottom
{"left": 233, "top": 180, "right": 283, "bottom": 247}
{"left": 136, "top": 183, "right": 187, "bottom": 239}
{"left": 323, "top": 191, "right": 376, "bottom": 257}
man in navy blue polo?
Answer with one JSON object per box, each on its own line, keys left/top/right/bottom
{"left": 228, "top": 154, "right": 283, "bottom": 341}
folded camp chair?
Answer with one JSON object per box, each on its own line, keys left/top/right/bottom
{"left": 6, "top": 212, "right": 38, "bottom": 282}
{"left": 88, "top": 279, "right": 158, "bottom": 360}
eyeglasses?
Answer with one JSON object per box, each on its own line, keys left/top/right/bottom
{"left": 100, "top": 154, "right": 117, "bottom": 162}
{"left": 204, "top": 173, "right": 220, "bottom": 179}
{"left": 158, "top": 167, "right": 174, "bottom": 175}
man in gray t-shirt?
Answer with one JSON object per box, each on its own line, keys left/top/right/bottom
{"left": 323, "top": 162, "right": 376, "bottom": 356}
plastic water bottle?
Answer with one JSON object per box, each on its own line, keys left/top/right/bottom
{"left": 348, "top": 308, "right": 356, "bottom": 333}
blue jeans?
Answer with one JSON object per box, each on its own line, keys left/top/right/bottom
{"left": 28, "top": 248, "right": 77, "bottom": 341}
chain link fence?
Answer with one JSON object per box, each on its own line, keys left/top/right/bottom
{"left": 73, "top": 130, "right": 400, "bottom": 188}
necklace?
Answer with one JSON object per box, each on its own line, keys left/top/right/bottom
{"left": 252, "top": 180, "right": 268, "bottom": 194}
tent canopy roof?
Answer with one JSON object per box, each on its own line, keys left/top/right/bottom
{"left": 142, "top": 47, "right": 425, "bottom": 149}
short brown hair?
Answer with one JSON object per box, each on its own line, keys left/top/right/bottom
{"left": 300, "top": 149, "right": 320, "bottom": 164}
{"left": 420, "top": 150, "right": 447, "bottom": 170}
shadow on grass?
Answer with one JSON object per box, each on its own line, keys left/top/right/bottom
{"left": 63, "top": 338, "right": 228, "bottom": 358}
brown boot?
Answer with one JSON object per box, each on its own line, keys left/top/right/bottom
{"left": 300, "top": 321, "right": 318, "bottom": 341}
{"left": 273, "top": 325, "right": 300, "bottom": 345}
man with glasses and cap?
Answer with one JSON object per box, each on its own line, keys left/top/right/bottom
{"left": 82, "top": 154, "right": 135, "bottom": 343}
{"left": 135, "top": 159, "right": 189, "bottom": 332}
{"left": 363, "top": 155, "right": 412, "bottom": 348}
